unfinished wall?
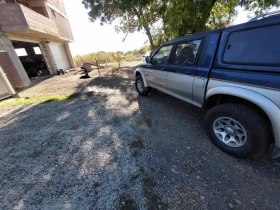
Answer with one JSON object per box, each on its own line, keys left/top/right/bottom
{"left": 0, "top": 52, "right": 24, "bottom": 87}
{"left": 21, "top": 5, "right": 59, "bottom": 37}
{"left": 47, "top": 0, "right": 66, "bottom": 14}
{"left": 46, "top": 0, "right": 73, "bottom": 40}
{"left": 0, "top": 1, "right": 74, "bottom": 41}
{"left": 48, "top": 7, "right": 73, "bottom": 40}
{"left": 55, "top": 13, "right": 73, "bottom": 40}
{"left": 0, "top": 3, "right": 26, "bottom": 26}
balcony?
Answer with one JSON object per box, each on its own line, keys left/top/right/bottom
{"left": 0, "top": 3, "right": 71, "bottom": 41}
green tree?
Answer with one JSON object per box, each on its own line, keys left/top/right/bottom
{"left": 160, "top": 0, "right": 216, "bottom": 38}
{"left": 139, "top": 45, "right": 151, "bottom": 54}
{"left": 82, "top": 0, "right": 279, "bottom": 48}
{"left": 208, "top": 0, "right": 237, "bottom": 30}
{"left": 161, "top": 0, "right": 279, "bottom": 38}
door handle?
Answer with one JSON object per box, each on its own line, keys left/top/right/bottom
{"left": 185, "top": 72, "right": 192, "bottom": 75}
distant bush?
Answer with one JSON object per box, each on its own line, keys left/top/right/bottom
{"left": 123, "top": 54, "right": 142, "bottom": 62}
{"left": 73, "top": 46, "right": 150, "bottom": 67}
{"left": 73, "top": 52, "right": 114, "bottom": 67}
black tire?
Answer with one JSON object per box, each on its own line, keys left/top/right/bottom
{"left": 135, "top": 75, "right": 150, "bottom": 96}
{"left": 205, "top": 103, "right": 271, "bottom": 158}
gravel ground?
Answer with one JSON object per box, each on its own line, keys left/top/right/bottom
{"left": 1, "top": 62, "right": 280, "bottom": 209}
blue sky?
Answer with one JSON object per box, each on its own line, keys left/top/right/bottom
{"left": 65, "top": 1, "right": 251, "bottom": 56}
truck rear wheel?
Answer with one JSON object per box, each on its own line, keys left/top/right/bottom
{"left": 205, "top": 103, "right": 270, "bottom": 158}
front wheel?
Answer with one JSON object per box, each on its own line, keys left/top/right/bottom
{"left": 205, "top": 103, "right": 271, "bottom": 158}
{"left": 135, "top": 75, "right": 150, "bottom": 96}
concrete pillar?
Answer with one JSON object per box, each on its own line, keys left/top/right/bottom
{"left": 41, "top": 40, "right": 57, "bottom": 74}
{"left": 40, "top": 42, "right": 55, "bottom": 74}
{"left": 0, "top": 33, "right": 30, "bottom": 87}
{"left": 0, "top": 66, "right": 17, "bottom": 97}
{"left": 64, "top": 43, "right": 76, "bottom": 69}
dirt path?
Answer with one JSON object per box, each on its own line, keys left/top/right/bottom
{"left": 1, "top": 62, "right": 280, "bottom": 209}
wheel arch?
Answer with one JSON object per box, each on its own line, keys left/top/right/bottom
{"left": 134, "top": 69, "right": 148, "bottom": 87}
{"left": 205, "top": 87, "right": 280, "bottom": 151}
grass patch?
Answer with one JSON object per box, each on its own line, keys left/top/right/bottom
{"left": 0, "top": 93, "right": 79, "bottom": 108}
{"left": 139, "top": 166, "right": 145, "bottom": 174}
{"left": 132, "top": 150, "right": 140, "bottom": 157}
{"left": 130, "top": 174, "right": 141, "bottom": 182}
{"left": 142, "top": 176, "right": 168, "bottom": 210}
{"left": 134, "top": 116, "right": 152, "bottom": 128}
{"left": 131, "top": 138, "right": 148, "bottom": 149}
{"left": 119, "top": 195, "right": 137, "bottom": 210}
{"left": 143, "top": 177, "right": 157, "bottom": 188}
{"left": 92, "top": 181, "right": 101, "bottom": 188}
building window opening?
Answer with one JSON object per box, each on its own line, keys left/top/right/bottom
{"left": 33, "top": 47, "right": 42, "bottom": 55}
{"left": 15, "top": 48, "right": 28, "bottom": 56}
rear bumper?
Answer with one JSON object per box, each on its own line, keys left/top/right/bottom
{"left": 271, "top": 146, "right": 280, "bottom": 159}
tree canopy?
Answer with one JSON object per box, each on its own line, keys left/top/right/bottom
{"left": 82, "top": 0, "right": 280, "bottom": 50}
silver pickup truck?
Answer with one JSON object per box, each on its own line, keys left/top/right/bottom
{"left": 134, "top": 12, "right": 280, "bottom": 159}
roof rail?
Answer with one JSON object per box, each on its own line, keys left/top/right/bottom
{"left": 248, "top": 10, "right": 280, "bottom": 22}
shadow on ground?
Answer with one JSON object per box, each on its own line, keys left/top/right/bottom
{"left": 75, "top": 67, "right": 136, "bottom": 94}
{"left": 16, "top": 75, "right": 54, "bottom": 94}
{"left": 0, "top": 94, "right": 147, "bottom": 209}
{"left": 136, "top": 90, "right": 280, "bottom": 209}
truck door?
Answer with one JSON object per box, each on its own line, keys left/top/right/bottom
{"left": 166, "top": 39, "right": 203, "bottom": 104}
{"left": 142, "top": 45, "right": 173, "bottom": 92}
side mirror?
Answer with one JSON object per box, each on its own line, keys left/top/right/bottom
{"left": 145, "top": 56, "right": 151, "bottom": 63}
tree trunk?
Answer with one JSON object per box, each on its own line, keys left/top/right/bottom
{"left": 143, "top": 25, "right": 155, "bottom": 49}
{"left": 133, "top": 7, "right": 155, "bottom": 49}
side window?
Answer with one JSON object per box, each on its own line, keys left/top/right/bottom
{"left": 174, "top": 40, "right": 201, "bottom": 66}
{"left": 223, "top": 24, "right": 280, "bottom": 66}
{"left": 152, "top": 45, "right": 173, "bottom": 65}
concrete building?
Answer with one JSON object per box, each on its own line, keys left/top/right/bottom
{"left": 0, "top": 0, "right": 75, "bottom": 99}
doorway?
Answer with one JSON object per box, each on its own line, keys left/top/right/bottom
{"left": 12, "top": 40, "right": 49, "bottom": 78}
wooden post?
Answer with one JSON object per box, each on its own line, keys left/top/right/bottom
{"left": 104, "top": 53, "right": 108, "bottom": 67}
{"left": 95, "top": 58, "right": 100, "bottom": 76}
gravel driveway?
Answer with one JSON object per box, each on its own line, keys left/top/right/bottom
{"left": 0, "top": 64, "right": 280, "bottom": 209}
